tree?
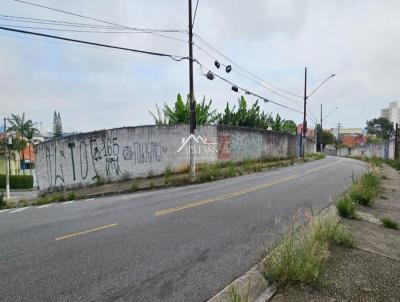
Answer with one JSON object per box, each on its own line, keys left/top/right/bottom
{"left": 53, "top": 111, "right": 63, "bottom": 137}
{"left": 7, "top": 113, "right": 37, "bottom": 174}
{"left": 282, "top": 120, "right": 297, "bottom": 134}
{"left": 366, "top": 117, "right": 394, "bottom": 140}
{"left": 316, "top": 124, "right": 336, "bottom": 150}
{"left": 149, "top": 94, "right": 219, "bottom": 125}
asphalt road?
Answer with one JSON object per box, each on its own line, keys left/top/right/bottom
{"left": 0, "top": 156, "right": 366, "bottom": 302}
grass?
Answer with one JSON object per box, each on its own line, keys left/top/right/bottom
{"left": 164, "top": 166, "right": 172, "bottom": 184}
{"left": 67, "top": 191, "right": 77, "bottom": 201}
{"left": 0, "top": 191, "right": 6, "bottom": 209}
{"left": 196, "top": 153, "right": 324, "bottom": 184}
{"left": 336, "top": 196, "right": 356, "bottom": 218}
{"left": 131, "top": 182, "right": 139, "bottom": 192}
{"left": 349, "top": 172, "right": 381, "bottom": 206}
{"left": 264, "top": 216, "right": 354, "bottom": 287}
{"left": 380, "top": 217, "right": 399, "bottom": 230}
{"left": 228, "top": 286, "right": 249, "bottom": 302}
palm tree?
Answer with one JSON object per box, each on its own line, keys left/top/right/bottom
{"left": 7, "top": 113, "right": 38, "bottom": 175}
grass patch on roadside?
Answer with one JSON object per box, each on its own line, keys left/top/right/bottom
{"left": 336, "top": 196, "right": 356, "bottom": 218}
{"left": 349, "top": 172, "right": 381, "bottom": 206}
{"left": 385, "top": 159, "right": 400, "bottom": 171}
{"left": 228, "top": 286, "right": 249, "bottom": 302}
{"left": 196, "top": 153, "right": 324, "bottom": 184}
{"left": 264, "top": 217, "right": 353, "bottom": 287}
{"left": 380, "top": 217, "right": 399, "bottom": 230}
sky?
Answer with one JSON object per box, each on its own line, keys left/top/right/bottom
{"left": 0, "top": 0, "right": 399, "bottom": 133}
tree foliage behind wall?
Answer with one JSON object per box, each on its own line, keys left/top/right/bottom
{"left": 150, "top": 94, "right": 297, "bottom": 134}
{"left": 366, "top": 117, "right": 394, "bottom": 140}
{"left": 149, "top": 94, "right": 219, "bottom": 126}
{"left": 53, "top": 111, "right": 63, "bottom": 138}
{"left": 316, "top": 124, "right": 336, "bottom": 150}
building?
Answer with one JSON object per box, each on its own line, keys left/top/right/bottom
{"left": 296, "top": 124, "right": 316, "bottom": 138}
{"left": 329, "top": 127, "right": 363, "bottom": 140}
{"left": 381, "top": 101, "right": 400, "bottom": 125}
{"left": 339, "top": 134, "right": 366, "bottom": 148}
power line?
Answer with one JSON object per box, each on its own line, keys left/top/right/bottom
{"left": 193, "top": 0, "right": 200, "bottom": 26}
{"left": 193, "top": 33, "right": 303, "bottom": 99}
{"left": 0, "top": 26, "right": 188, "bottom": 61}
{"left": 0, "top": 14, "right": 129, "bottom": 29}
{"left": 195, "top": 60, "right": 303, "bottom": 115}
{"left": 14, "top": 0, "right": 187, "bottom": 33}
{"left": 0, "top": 23, "right": 188, "bottom": 42}
{"left": 193, "top": 42, "right": 303, "bottom": 108}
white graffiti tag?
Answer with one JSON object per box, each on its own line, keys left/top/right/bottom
{"left": 177, "top": 134, "right": 218, "bottom": 155}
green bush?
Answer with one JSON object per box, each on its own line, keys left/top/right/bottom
{"left": 336, "top": 196, "right": 356, "bottom": 218}
{"left": 0, "top": 174, "right": 34, "bottom": 189}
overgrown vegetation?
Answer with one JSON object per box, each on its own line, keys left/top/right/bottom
{"left": 380, "top": 217, "right": 399, "bottom": 230}
{"left": 264, "top": 217, "right": 354, "bottom": 287}
{"left": 0, "top": 174, "right": 34, "bottom": 189}
{"left": 349, "top": 172, "right": 381, "bottom": 206}
{"left": 150, "top": 94, "right": 297, "bottom": 134}
{"left": 336, "top": 196, "right": 356, "bottom": 218}
{"left": 228, "top": 286, "right": 249, "bottom": 302}
{"left": 164, "top": 166, "right": 172, "bottom": 185}
{"left": 0, "top": 191, "right": 6, "bottom": 209}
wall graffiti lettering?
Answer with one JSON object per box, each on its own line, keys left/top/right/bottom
{"left": 122, "top": 142, "right": 163, "bottom": 164}
{"left": 68, "top": 142, "right": 76, "bottom": 181}
{"left": 79, "top": 141, "right": 88, "bottom": 180}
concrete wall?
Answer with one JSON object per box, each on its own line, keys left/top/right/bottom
{"left": 35, "top": 125, "right": 302, "bottom": 192}
{"left": 337, "top": 140, "right": 395, "bottom": 160}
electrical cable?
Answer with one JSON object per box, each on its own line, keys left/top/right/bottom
{"left": 193, "top": 33, "right": 303, "bottom": 98}
{"left": 14, "top": 0, "right": 186, "bottom": 33}
{"left": 193, "top": 42, "right": 303, "bottom": 108}
{"left": 0, "top": 23, "right": 188, "bottom": 42}
{"left": 0, "top": 26, "right": 188, "bottom": 61}
{"left": 193, "top": 0, "right": 200, "bottom": 26}
{"left": 195, "top": 60, "right": 303, "bottom": 115}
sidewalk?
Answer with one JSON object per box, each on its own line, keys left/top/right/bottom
{"left": 271, "top": 164, "right": 400, "bottom": 302}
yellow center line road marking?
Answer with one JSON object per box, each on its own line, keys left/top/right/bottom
{"left": 55, "top": 223, "right": 118, "bottom": 241}
{"left": 154, "top": 174, "right": 300, "bottom": 216}
{"left": 155, "top": 159, "right": 343, "bottom": 217}
{"left": 303, "top": 159, "right": 343, "bottom": 175}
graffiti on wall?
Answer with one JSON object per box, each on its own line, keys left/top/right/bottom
{"left": 122, "top": 141, "right": 165, "bottom": 164}
{"left": 38, "top": 135, "right": 169, "bottom": 191}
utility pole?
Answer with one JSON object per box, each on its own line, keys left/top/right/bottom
{"left": 319, "top": 104, "right": 324, "bottom": 152}
{"left": 320, "top": 104, "right": 323, "bottom": 129}
{"left": 337, "top": 123, "right": 341, "bottom": 144}
{"left": 188, "top": 0, "right": 196, "bottom": 177}
{"left": 302, "top": 67, "right": 307, "bottom": 159}
{"left": 395, "top": 123, "right": 399, "bottom": 161}
{"left": 4, "top": 118, "right": 10, "bottom": 201}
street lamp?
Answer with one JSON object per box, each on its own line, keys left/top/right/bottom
{"left": 302, "top": 69, "right": 335, "bottom": 158}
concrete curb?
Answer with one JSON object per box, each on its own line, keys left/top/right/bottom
{"left": 207, "top": 203, "right": 339, "bottom": 302}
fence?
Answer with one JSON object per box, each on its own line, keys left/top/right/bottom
{"left": 34, "top": 124, "right": 315, "bottom": 192}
